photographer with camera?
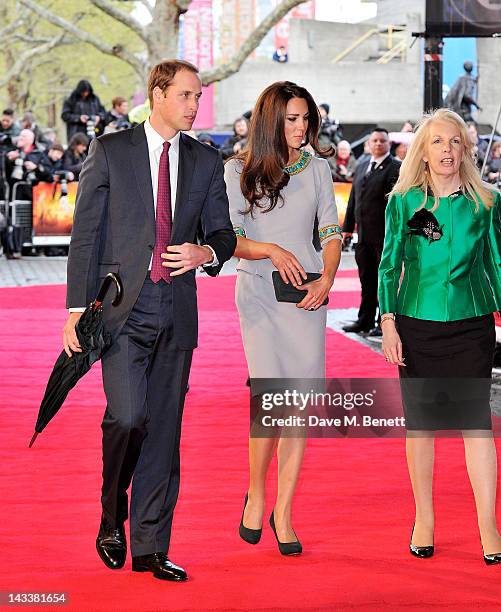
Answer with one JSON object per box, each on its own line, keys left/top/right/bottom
{"left": 318, "top": 103, "right": 343, "bottom": 147}
{"left": 1, "top": 129, "right": 42, "bottom": 258}
{"left": 5, "top": 129, "right": 43, "bottom": 187}
{"left": 63, "top": 133, "right": 89, "bottom": 180}
{"left": 61, "top": 79, "right": 105, "bottom": 142}
{"left": 36, "top": 143, "right": 73, "bottom": 182}
{"left": 104, "top": 96, "right": 131, "bottom": 133}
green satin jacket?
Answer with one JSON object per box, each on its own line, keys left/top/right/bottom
{"left": 378, "top": 187, "right": 501, "bottom": 321}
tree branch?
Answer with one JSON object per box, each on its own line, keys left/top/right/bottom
{"left": 12, "top": 33, "right": 64, "bottom": 44}
{"left": 0, "top": 33, "right": 67, "bottom": 89}
{"left": 175, "top": 0, "right": 192, "bottom": 14}
{"left": 88, "top": 0, "right": 147, "bottom": 41}
{"left": 201, "top": 0, "right": 309, "bottom": 85}
{"left": 0, "top": 17, "right": 26, "bottom": 41}
{"left": 138, "top": 0, "right": 153, "bottom": 17}
{"left": 18, "top": 0, "right": 146, "bottom": 77}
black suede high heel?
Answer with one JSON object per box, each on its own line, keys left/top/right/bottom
{"left": 269, "top": 510, "right": 302, "bottom": 556}
{"left": 239, "top": 494, "right": 262, "bottom": 545}
{"left": 409, "top": 522, "right": 434, "bottom": 559}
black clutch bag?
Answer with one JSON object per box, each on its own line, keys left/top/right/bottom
{"left": 271, "top": 271, "right": 329, "bottom": 306}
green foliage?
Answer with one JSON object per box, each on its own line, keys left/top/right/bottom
{"left": 0, "top": 0, "right": 146, "bottom": 135}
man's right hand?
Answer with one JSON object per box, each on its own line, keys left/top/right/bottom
{"left": 63, "top": 312, "right": 83, "bottom": 357}
{"left": 80, "top": 115, "right": 89, "bottom": 123}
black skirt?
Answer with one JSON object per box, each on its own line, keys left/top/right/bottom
{"left": 397, "top": 314, "right": 495, "bottom": 431}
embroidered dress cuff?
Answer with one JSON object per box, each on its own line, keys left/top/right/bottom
{"left": 233, "top": 226, "right": 246, "bottom": 238}
{"left": 319, "top": 224, "right": 342, "bottom": 243}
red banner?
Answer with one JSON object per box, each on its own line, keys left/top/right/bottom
{"left": 183, "top": 0, "right": 215, "bottom": 129}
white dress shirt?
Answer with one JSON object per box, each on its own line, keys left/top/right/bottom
{"left": 366, "top": 152, "right": 390, "bottom": 173}
{"left": 144, "top": 118, "right": 180, "bottom": 231}
{"left": 144, "top": 119, "right": 180, "bottom": 271}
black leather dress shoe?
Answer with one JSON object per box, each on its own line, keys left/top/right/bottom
{"left": 132, "top": 553, "right": 187, "bottom": 581}
{"left": 366, "top": 326, "right": 382, "bottom": 338}
{"left": 342, "top": 321, "right": 372, "bottom": 334}
{"left": 409, "top": 523, "right": 434, "bottom": 559}
{"left": 96, "top": 519, "right": 127, "bottom": 569}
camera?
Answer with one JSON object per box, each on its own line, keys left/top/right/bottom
{"left": 86, "top": 116, "right": 96, "bottom": 139}
{"left": 26, "top": 169, "right": 37, "bottom": 183}
{"left": 115, "top": 118, "right": 131, "bottom": 132}
{"left": 11, "top": 152, "right": 25, "bottom": 181}
{"left": 53, "top": 170, "right": 73, "bottom": 196}
{"left": 0, "top": 133, "right": 12, "bottom": 147}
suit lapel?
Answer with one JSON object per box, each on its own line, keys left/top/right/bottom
{"left": 359, "top": 159, "right": 371, "bottom": 192}
{"left": 172, "top": 133, "right": 195, "bottom": 243}
{"left": 359, "top": 159, "right": 370, "bottom": 179}
{"left": 130, "top": 123, "right": 155, "bottom": 231}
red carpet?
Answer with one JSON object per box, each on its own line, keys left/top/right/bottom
{"left": 1, "top": 275, "right": 501, "bottom": 610}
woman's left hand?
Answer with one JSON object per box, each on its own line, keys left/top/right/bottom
{"left": 296, "top": 274, "right": 333, "bottom": 311}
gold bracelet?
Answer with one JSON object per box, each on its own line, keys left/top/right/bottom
{"left": 380, "top": 314, "right": 395, "bottom": 324}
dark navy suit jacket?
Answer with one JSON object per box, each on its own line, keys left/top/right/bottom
{"left": 67, "top": 123, "right": 236, "bottom": 349}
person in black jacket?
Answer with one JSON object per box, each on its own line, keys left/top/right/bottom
{"left": 63, "top": 133, "right": 89, "bottom": 180}
{"left": 61, "top": 80, "right": 106, "bottom": 142}
{"left": 342, "top": 127, "right": 401, "bottom": 335}
{"left": 104, "top": 96, "right": 130, "bottom": 132}
{"left": 4, "top": 128, "right": 43, "bottom": 188}
{"left": 220, "top": 116, "right": 249, "bottom": 160}
{"left": 35, "top": 144, "right": 67, "bottom": 182}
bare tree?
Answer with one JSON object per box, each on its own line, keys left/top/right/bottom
{"left": 0, "top": 4, "right": 75, "bottom": 107}
{"left": 17, "top": 0, "right": 309, "bottom": 84}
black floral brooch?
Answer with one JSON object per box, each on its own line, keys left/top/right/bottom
{"left": 407, "top": 209, "right": 443, "bottom": 243}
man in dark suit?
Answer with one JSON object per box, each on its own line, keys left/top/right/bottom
{"left": 342, "top": 128, "right": 400, "bottom": 335}
{"left": 63, "top": 60, "right": 236, "bottom": 581}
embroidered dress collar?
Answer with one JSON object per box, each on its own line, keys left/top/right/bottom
{"left": 283, "top": 150, "right": 312, "bottom": 175}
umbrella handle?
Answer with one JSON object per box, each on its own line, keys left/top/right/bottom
{"left": 29, "top": 431, "right": 38, "bottom": 448}
{"left": 93, "top": 272, "right": 123, "bottom": 310}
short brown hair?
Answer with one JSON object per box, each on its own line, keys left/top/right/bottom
{"left": 147, "top": 59, "right": 199, "bottom": 107}
{"left": 49, "top": 143, "right": 64, "bottom": 154}
{"left": 112, "top": 96, "right": 126, "bottom": 108}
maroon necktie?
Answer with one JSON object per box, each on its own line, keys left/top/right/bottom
{"left": 150, "top": 141, "right": 172, "bottom": 283}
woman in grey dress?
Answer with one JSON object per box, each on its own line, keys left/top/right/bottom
{"left": 224, "top": 81, "right": 342, "bottom": 555}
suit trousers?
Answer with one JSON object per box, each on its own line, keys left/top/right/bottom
{"left": 100, "top": 276, "right": 193, "bottom": 556}
{"left": 354, "top": 242, "right": 383, "bottom": 328}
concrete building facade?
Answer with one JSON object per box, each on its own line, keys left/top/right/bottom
{"left": 214, "top": 0, "right": 500, "bottom": 130}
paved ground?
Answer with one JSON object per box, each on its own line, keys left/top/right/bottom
{"left": 3, "top": 249, "right": 501, "bottom": 414}
{"left": 0, "top": 251, "right": 357, "bottom": 287}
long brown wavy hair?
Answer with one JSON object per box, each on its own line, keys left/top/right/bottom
{"left": 237, "top": 81, "right": 332, "bottom": 215}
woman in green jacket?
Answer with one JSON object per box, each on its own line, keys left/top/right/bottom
{"left": 378, "top": 108, "right": 501, "bottom": 564}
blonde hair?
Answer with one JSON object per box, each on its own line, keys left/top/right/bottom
{"left": 390, "top": 108, "right": 495, "bottom": 211}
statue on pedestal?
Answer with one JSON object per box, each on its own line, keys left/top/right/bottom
{"left": 445, "top": 61, "right": 482, "bottom": 121}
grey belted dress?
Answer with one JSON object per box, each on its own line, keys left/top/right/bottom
{"left": 224, "top": 154, "right": 342, "bottom": 379}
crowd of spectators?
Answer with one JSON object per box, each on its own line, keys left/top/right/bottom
{"left": 0, "top": 79, "right": 133, "bottom": 258}
{"left": 1, "top": 82, "right": 500, "bottom": 260}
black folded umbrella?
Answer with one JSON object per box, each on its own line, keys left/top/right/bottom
{"left": 29, "top": 273, "right": 123, "bottom": 448}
